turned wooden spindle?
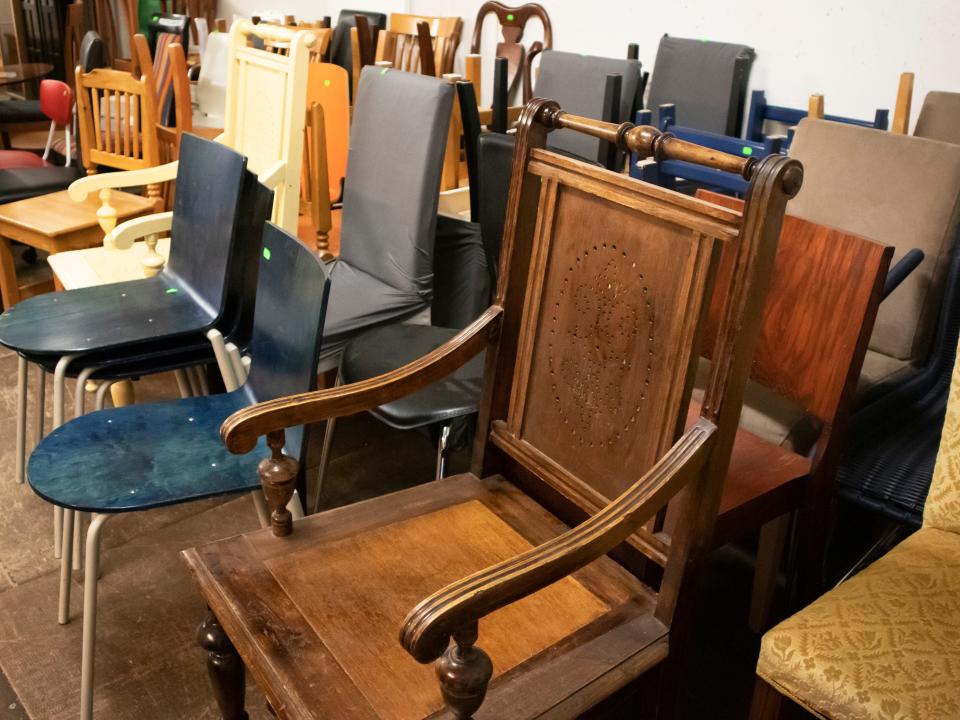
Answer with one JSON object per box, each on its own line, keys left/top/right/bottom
{"left": 435, "top": 622, "right": 493, "bottom": 719}
{"left": 96, "top": 188, "right": 118, "bottom": 246}
{"left": 258, "top": 430, "right": 299, "bottom": 536}
{"left": 197, "top": 610, "right": 249, "bottom": 720}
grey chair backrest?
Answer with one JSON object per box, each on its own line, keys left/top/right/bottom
{"left": 914, "top": 92, "right": 960, "bottom": 145}
{"left": 646, "top": 34, "right": 755, "bottom": 135}
{"left": 534, "top": 50, "right": 642, "bottom": 163}
{"left": 340, "top": 67, "right": 454, "bottom": 298}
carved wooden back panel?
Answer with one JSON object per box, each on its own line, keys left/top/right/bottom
{"left": 489, "top": 149, "right": 742, "bottom": 512}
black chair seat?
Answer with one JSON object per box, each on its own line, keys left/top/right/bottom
{"left": 0, "top": 99, "right": 44, "bottom": 124}
{"left": 0, "top": 166, "right": 84, "bottom": 203}
{"left": 341, "top": 323, "right": 484, "bottom": 429}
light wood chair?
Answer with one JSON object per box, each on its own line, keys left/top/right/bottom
{"left": 61, "top": 19, "right": 313, "bottom": 279}
{"left": 375, "top": 13, "right": 462, "bottom": 77}
{"left": 182, "top": 102, "right": 802, "bottom": 720}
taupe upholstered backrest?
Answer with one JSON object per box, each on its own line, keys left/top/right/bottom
{"left": 788, "top": 119, "right": 960, "bottom": 363}
{"left": 914, "top": 92, "right": 960, "bottom": 145}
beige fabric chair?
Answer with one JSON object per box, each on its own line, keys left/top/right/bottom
{"left": 752, "top": 333, "right": 960, "bottom": 719}
{"left": 914, "top": 91, "right": 960, "bottom": 145}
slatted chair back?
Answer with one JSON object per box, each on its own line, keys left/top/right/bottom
{"left": 474, "top": 104, "right": 801, "bottom": 574}
{"left": 220, "top": 20, "right": 313, "bottom": 234}
{"left": 74, "top": 60, "right": 161, "bottom": 187}
{"left": 470, "top": 2, "right": 551, "bottom": 104}
{"left": 375, "top": 13, "right": 461, "bottom": 77}
{"left": 93, "top": 0, "right": 138, "bottom": 68}
{"left": 263, "top": 23, "right": 332, "bottom": 62}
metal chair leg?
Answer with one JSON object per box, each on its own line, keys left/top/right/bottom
{"left": 58, "top": 507, "right": 75, "bottom": 625}
{"left": 52, "top": 354, "right": 77, "bottom": 560}
{"left": 95, "top": 381, "right": 115, "bottom": 410}
{"left": 310, "top": 372, "right": 341, "bottom": 515}
{"left": 34, "top": 366, "right": 46, "bottom": 448}
{"left": 80, "top": 512, "right": 111, "bottom": 720}
{"left": 72, "top": 367, "right": 99, "bottom": 572}
{"left": 15, "top": 356, "right": 27, "bottom": 484}
{"left": 435, "top": 423, "right": 452, "bottom": 481}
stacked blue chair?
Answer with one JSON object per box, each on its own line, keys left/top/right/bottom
{"left": 27, "top": 222, "right": 330, "bottom": 720}
{"left": 746, "top": 88, "right": 889, "bottom": 149}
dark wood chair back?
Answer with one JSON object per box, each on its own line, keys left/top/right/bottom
{"left": 375, "top": 13, "right": 461, "bottom": 76}
{"left": 470, "top": 1, "right": 551, "bottom": 104}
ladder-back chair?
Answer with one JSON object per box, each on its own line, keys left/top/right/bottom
{"left": 375, "top": 13, "right": 462, "bottom": 77}
{"left": 182, "top": 101, "right": 802, "bottom": 720}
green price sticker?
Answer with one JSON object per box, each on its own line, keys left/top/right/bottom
{"left": 506, "top": 13, "right": 515, "bottom": 21}
{"left": 741, "top": 146, "right": 753, "bottom": 156}
{"left": 324, "top": 79, "right": 331, "bottom": 87}
{"left": 165, "top": 288, "right": 178, "bottom": 294}
{"left": 263, "top": 248, "right": 272, "bottom": 260}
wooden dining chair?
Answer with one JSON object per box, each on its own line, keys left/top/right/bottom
{"left": 469, "top": 2, "right": 552, "bottom": 104}
{"left": 375, "top": 13, "right": 462, "bottom": 77}
{"left": 181, "top": 101, "right": 801, "bottom": 720}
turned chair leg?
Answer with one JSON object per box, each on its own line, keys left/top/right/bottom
{"left": 80, "top": 512, "right": 112, "bottom": 720}
{"left": 749, "top": 677, "right": 787, "bottom": 720}
{"left": 197, "top": 610, "right": 249, "bottom": 720}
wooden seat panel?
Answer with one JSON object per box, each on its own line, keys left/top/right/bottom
{"left": 185, "top": 473, "right": 662, "bottom": 720}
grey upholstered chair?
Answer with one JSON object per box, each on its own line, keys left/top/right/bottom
{"left": 319, "top": 66, "right": 454, "bottom": 367}
{"left": 645, "top": 34, "right": 755, "bottom": 136}
{"left": 533, "top": 49, "right": 643, "bottom": 167}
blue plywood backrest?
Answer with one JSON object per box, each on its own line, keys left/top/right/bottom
{"left": 163, "top": 133, "right": 248, "bottom": 320}
{"left": 746, "top": 89, "right": 889, "bottom": 148}
{"left": 631, "top": 107, "right": 783, "bottom": 194}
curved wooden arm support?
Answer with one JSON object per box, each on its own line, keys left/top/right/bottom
{"left": 104, "top": 211, "right": 173, "bottom": 249}
{"left": 68, "top": 161, "right": 180, "bottom": 202}
{"left": 532, "top": 101, "right": 756, "bottom": 179}
{"left": 399, "top": 419, "right": 717, "bottom": 663}
{"left": 257, "top": 160, "right": 286, "bottom": 190}
{"left": 221, "top": 306, "right": 504, "bottom": 454}
{"left": 234, "top": 18, "right": 316, "bottom": 48}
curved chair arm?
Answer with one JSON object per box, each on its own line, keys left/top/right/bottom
{"left": 104, "top": 211, "right": 174, "bottom": 250}
{"left": 221, "top": 305, "right": 504, "bottom": 453}
{"left": 882, "top": 248, "right": 924, "bottom": 300}
{"left": 257, "top": 160, "right": 286, "bottom": 190}
{"left": 399, "top": 418, "right": 717, "bottom": 663}
{"left": 68, "top": 161, "right": 181, "bottom": 202}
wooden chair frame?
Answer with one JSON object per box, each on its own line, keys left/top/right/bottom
{"left": 374, "top": 13, "right": 462, "bottom": 77}
{"left": 188, "top": 101, "right": 802, "bottom": 719}
{"left": 470, "top": 2, "right": 552, "bottom": 104}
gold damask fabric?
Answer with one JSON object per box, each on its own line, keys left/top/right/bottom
{"left": 757, "top": 528, "right": 960, "bottom": 719}
{"left": 923, "top": 336, "right": 960, "bottom": 531}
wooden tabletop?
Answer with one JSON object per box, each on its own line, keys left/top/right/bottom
{"left": 0, "top": 190, "right": 156, "bottom": 238}
{"left": 0, "top": 63, "right": 53, "bottom": 86}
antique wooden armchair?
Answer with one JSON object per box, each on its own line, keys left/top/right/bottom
{"left": 182, "top": 101, "right": 801, "bottom": 718}
{"left": 469, "top": 2, "right": 552, "bottom": 105}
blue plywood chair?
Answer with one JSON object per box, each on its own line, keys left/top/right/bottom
{"left": 27, "top": 223, "right": 330, "bottom": 720}
{"left": 746, "top": 89, "right": 889, "bottom": 149}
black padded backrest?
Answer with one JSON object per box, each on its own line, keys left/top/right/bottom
{"left": 244, "top": 223, "right": 331, "bottom": 458}
{"left": 163, "top": 133, "right": 248, "bottom": 317}
{"left": 646, "top": 34, "right": 755, "bottom": 135}
{"left": 477, "top": 132, "right": 515, "bottom": 288}
{"left": 79, "top": 31, "right": 108, "bottom": 72}
{"left": 147, "top": 13, "right": 190, "bottom": 54}
{"left": 330, "top": 9, "right": 387, "bottom": 90}
{"left": 340, "top": 67, "right": 454, "bottom": 295}
{"left": 534, "top": 50, "right": 642, "bottom": 162}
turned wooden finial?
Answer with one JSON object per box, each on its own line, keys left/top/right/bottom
{"left": 435, "top": 622, "right": 493, "bottom": 719}
{"left": 257, "top": 430, "right": 299, "bottom": 537}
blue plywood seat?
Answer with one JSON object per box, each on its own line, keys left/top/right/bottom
{"left": 27, "top": 223, "right": 330, "bottom": 718}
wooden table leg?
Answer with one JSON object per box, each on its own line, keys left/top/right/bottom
{"left": 197, "top": 610, "right": 249, "bottom": 720}
{"left": 110, "top": 380, "right": 136, "bottom": 407}
{"left": 0, "top": 235, "right": 22, "bottom": 308}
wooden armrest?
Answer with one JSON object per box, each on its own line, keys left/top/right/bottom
{"left": 221, "top": 306, "right": 503, "bottom": 453}
{"left": 257, "top": 160, "right": 286, "bottom": 190}
{"left": 400, "top": 418, "right": 717, "bottom": 663}
{"left": 68, "top": 162, "right": 180, "bottom": 202}
{"left": 104, "top": 212, "right": 173, "bottom": 250}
